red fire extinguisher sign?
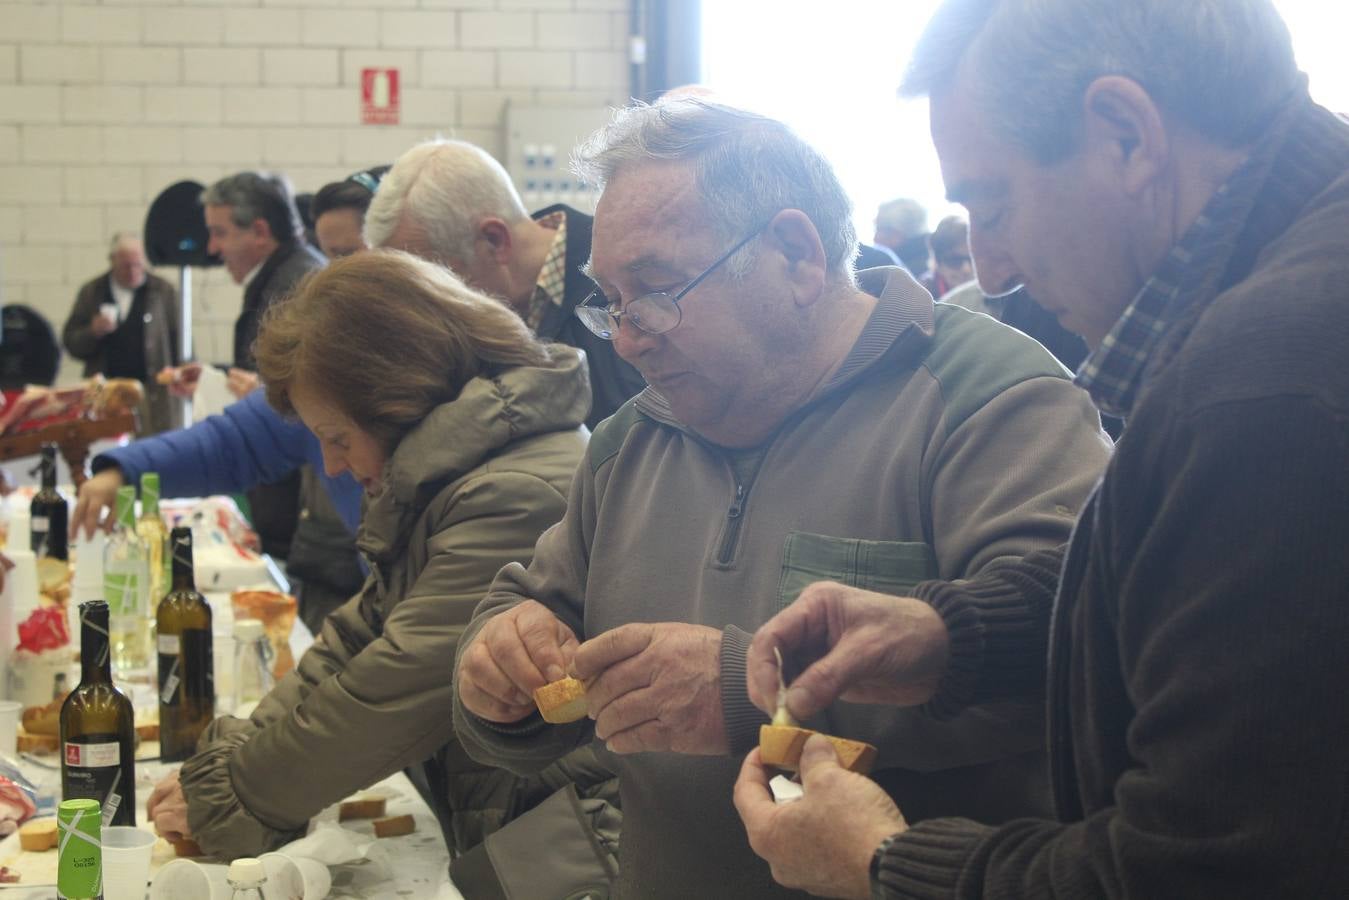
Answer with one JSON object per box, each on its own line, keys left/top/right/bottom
{"left": 361, "top": 68, "right": 400, "bottom": 125}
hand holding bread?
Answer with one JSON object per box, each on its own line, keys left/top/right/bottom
{"left": 456, "top": 599, "right": 579, "bottom": 724}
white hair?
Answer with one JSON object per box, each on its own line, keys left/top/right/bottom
{"left": 573, "top": 99, "right": 859, "bottom": 283}
{"left": 903, "top": 0, "right": 1301, "bottom": 163}
{"left": 363, "top": 139, "right": 529, "bottom": 263}
{"left": 108, "top": 232, "right": 142, "bottom": 258}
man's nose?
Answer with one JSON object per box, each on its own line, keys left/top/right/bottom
{"left": 612, "top": 314, "right": 661, "bottom": 364}
{"left": 969, "top": 230, "right": 1022, "bottom": 298}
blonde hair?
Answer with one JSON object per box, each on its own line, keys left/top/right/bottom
{"left": 255, "top": 249, "right": 549, "bottom": 450}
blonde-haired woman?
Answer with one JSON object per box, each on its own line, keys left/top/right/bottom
{"left": 146, "top": 250, "right": 604, "bottom": 863}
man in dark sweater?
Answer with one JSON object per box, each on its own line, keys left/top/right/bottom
{"left": 734, "top": 1, "right": 1349, "bottom": 898}
{"left": 364, "top": 139, "right": 646, "bottom": 430}
{"left": 63, "top": 233, "right": 181, "bottom": 434}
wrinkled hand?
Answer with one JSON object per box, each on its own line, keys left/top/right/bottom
{"left": 747, "top": 581, "right": 949, "bottom": 723}
{"left": 226, "top": 367, "right": 261, "bottom": 399}
{"left": 91, "top": 313, "right": 117, "bottom": 337}
{"left": 574, "top": 622, "right": 727, "bottom": 755}
{"left": 734, "top": 734, "right": 904, "bottom": 899}
{"left": 147, "top": 770, "right": 193, "bottom": 841}
{"left": 164, "top": 362, "right": 203, "bottom": 399}
{"left": 457, "top": 600, "right": 580, "bottom": 723}
{"left": 71, "top": 468, "right": 125, "bottom": 540}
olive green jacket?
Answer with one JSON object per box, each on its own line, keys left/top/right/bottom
{"left": 181, "top": 346, "right": 599, "bottom": 859}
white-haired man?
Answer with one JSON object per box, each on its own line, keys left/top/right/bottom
{"left": 63, "top": 233, "right": 181, "bottom": 433}
{"left": 364, "top": 140, "right": 645, "bottom": 430}
{"left": 733, "top": 1, "right": 1349, "bottom": 898}
{"left": 452, "top": 99, "right": 1113, "bottom": 898}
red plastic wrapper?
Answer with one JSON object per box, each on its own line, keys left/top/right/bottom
{"left": 16, "top": 607, "right": 69, "bottom": 653}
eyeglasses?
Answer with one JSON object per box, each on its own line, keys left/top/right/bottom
{"left": 575, "top": 223, "right": 768, "bottom": 340}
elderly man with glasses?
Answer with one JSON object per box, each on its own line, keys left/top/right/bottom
{"left": 452, "top": 99, "right": 1113, "bottom": 899}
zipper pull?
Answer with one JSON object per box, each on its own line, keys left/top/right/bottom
{"left": 728, "top": 483, "right": 746, "bottom": 518}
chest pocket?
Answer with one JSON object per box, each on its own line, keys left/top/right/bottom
{"left": 777, "top": 531, "right": 938, "bottom": 610}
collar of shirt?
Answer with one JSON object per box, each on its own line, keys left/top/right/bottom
{"left": 241, "top": 261, "right": 264, "bottom": 290}
{"left": 108, "top": 275, "right": 135, "bottom": 321}
{"left": 525, "top": 211, "right": 569, "bottom": 332}
{"left": 1074, "top": 94, "right": 1296, "bottom": 420}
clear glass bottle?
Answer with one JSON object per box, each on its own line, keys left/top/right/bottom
{"left": 226, "top": 857, "right": 267, "bottom": 900}
{"left": 136, "top": 472, "right": 170, "bottom": 615}
{"left": 232, "top": 619, "right": 275, "bottom": 714}
{"left": 103, "top": 487, "right": 150, "bottom": 675}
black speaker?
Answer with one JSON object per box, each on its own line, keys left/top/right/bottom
{"left": 143, "top": 180, "right": 220, "bottom": 268}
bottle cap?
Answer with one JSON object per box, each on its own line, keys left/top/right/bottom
{"left": 57, "top": 798, "right": 102, "bottom": 899}
{"left": 227, "top": 857, "right": 267, "bottom": 887}
{"left": 233, "top": 618, "right": 266, "bottom": 641}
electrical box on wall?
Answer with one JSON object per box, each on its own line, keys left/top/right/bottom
{"left": 504, "top": 106, "right": 616, "bottom": 213}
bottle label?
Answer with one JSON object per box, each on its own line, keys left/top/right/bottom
{"left": 64, "top": 741, "right": 120, "bottom": 768}
{"left": 32, "top": 517, "right": 49, "bottom": 531}
{"left": 104, "top": 564, "right": 147, "bottom": 617}
{"left": 159, "top": 629, "right": 213, "bottom": 709}
{"left": 62, "top": 738, "right": 131, "bottom": 827}
{"left": 157, "top": 633, "right": 180, "bottom": 655}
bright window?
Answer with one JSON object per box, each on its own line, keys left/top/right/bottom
{"left": 701, "top": 1, "right": 1349, "bottom": 244}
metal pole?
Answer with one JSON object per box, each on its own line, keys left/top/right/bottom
{"left": 179, "top": 265, "right": 192, "bottom": 425}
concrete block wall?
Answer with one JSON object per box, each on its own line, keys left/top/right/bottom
{"left": 0, "top": 0, "right": 631, "bottom": 380}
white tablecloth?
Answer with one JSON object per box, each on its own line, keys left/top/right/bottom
{"left": 1, "top": 598, "right": 465, "bottom": 899}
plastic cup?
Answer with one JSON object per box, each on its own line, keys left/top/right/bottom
{"left": 260, "top": 851, "right": 332, "bottom": 900}
{"left": 102, "top": 826, "right": 157, "bottom": 900}
{"left": 149, "top": 857, "right": 233, "bottom": 900}
{"left": 0, "top": 700, "right": 21, "bottom": 758}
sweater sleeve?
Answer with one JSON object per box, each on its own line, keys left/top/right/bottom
{"left": 62, "top": 280, "right": 104, "bottom": 361}
{"left": 181, "top": 470, "right": 569, "bottom": 860}
{"left": 871, "top": 394, "right": 1349, "bottom": 899}
{"left": 452, "top": 458, "right": 596, "bottom": 775}
{"left": 93, "top": 390, "right": 318, "bottom": 496}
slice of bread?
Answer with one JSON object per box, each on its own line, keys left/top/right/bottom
{"left": 372, "top": 814, "right": 415, "bottom": 838}
{"left": 19, "top": 819, "right": 58, "bottom": 852}
{"left": 533, "top": 677, "right": 588, "bottom": 724}
{"left": 17, "top": 730, "right": 59, "bottom": 754}
{"left": 759, "top": 724, "right": 878, "bottom": 775}
{"left": 339, "top": 797, "right": 387, "bottom": 821}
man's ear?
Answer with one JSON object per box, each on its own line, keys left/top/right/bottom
{"left": 250, "top": 218, "right": 276, "bottom": 244}
{"left": 477, "top": 218, "right": 513, "bottom": 263}
{"left": 765, "top": 209, "right": 828, "bottom": 307}
{"left": 1082, "top": 75, "right": 1169, "bottom": 198}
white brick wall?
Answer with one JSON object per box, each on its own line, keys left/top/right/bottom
{"left": 0, "top": 0, "right": 632, "bottom": 383}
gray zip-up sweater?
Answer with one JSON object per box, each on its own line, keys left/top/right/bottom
{"left": 453, "top": 269, "right": 1113, "bottom": 898}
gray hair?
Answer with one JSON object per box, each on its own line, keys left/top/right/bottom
{"left": 573, "top": 99, "right": 858, "bottom": 282}
{"left": 202, "top": 172, "right": 302, "bottom": 243}
{"left": 363, "top": 139, "right": 529, "bottom": 263}
{"left": 108, "top": 232, "right": 142, "bottom": 258}
{"left": 902, "top": 0, "right": 1301, "bottom": 163}
{"left": 875, "top": 198, "right": 928, "bottom": 238}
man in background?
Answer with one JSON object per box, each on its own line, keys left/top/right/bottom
{"left": 873, "top": 197, "right": 930, "bottom": 273}
{"left": 63, "top": 233, "right": 180, "bottom": 434}
{"left": 366, "top": 140, "right": 646, "bottom": 430}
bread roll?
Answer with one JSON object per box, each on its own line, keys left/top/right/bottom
{"left": 372, "top": 815, "right": 415, "bottom": 838}
{"left": 533, "top": 677, "right": 588, "bottom": 724}
{"left": 19, "top": 819, "right": 58, "bottom": 852}
{"left": 339, "top": 798, "right": 387, "bottom": 821}
{"left": 758, "top": 724, "right": 877, "bottom": 775}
